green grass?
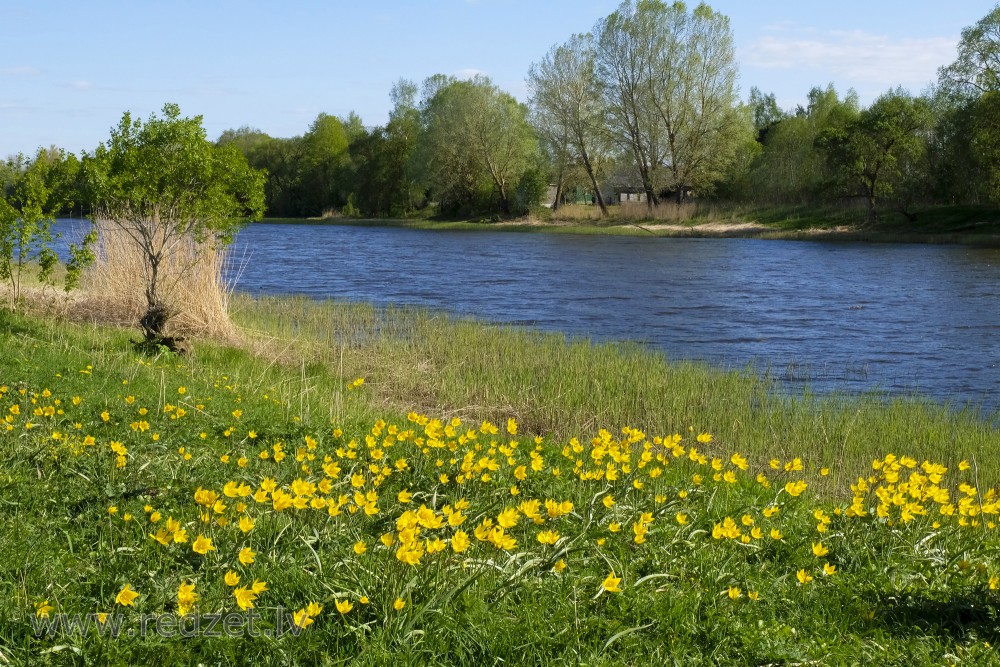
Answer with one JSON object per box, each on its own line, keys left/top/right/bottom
{"left": 3, "top": 304, "right": 1000, "bottom": 666}
{"left": 231, "top": 295, "right": 1000, "bottom": 491}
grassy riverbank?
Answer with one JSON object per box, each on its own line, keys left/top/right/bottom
{"left": 260, "top": 203, "right": 1000, "bottom": 246}
{"left": 2, "top": 296, "right": 1000, "bottom": 665}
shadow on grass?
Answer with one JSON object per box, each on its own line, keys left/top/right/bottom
{"left": 872, "top": 591, "right": 1000, "bottom": 643}
{"left": 0, "top": 307, "right": 44, "bottom": 337}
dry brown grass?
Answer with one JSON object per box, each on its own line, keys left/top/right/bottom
{"left": 80, "top": 221, "right": 240, "bottom": 341}
{"left": 616, "top": 200, "right": 700, "bottom": 221}
{"left": 549, "top": 203, "right": 604, "bottom": 221}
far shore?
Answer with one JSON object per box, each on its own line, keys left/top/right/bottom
{"left": 257, "top": 208, "right": 1000, "bottom": 246}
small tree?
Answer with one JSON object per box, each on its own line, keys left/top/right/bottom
{"left": 86, "top": 103, "right": 266, "bottom": 346}
{"left": 0, "top": 148, "right": 94, "bottom": 308}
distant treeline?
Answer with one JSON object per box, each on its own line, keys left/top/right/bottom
{"left": 7, "top": 1, "right": 1000, "bottom": 225}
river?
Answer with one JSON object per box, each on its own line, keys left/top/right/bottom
{"left": 54, "top": 220, "right": 1000, "bottom": 412}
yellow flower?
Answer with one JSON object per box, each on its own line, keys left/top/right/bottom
{"left": 696, "top": 432, "right": 713, "bottom": 443}
{"left": 811, "top": 542, "right": 829, "bottom": 557}
{"left": 224, "top": 571, "right": 240, "bottom": 587}
{"left": 307, "top": 602, "right": 323, "bottom": 616}
{"left": 823, "top": 562, "right": 837, "bottom": 576}
{"left": 796, "top": 569, "right": 813, "bottom": 585}
{"left": 507, "top": 418, "right": 518, "bottom": 435}
{"left": 251, "top": 580, "right": 268, "bottom": 594}
{"left": 603, "top": 495, "right": 615, "bottom": 508}
{"left": 748, "top": 591, "right": 761, "bottom": 601}
{"left": 353, "top": 540, "right": 367, "bottom": 555}
{"left": 177, "top": 580, "right": 198, "bottom": 616}
{"left": 601, "top": 571, "right": 622, "bottom": 593}
{"left": 115, "top": 584, "right": 139, "bottom": 607}
{"left": 727, "top": 586, "right": 742, "bottom": 599}
{"left": 784, "top": 480, "right": 808, "bottom": 497}
{"left": 335, "top": 599, "right": 353, "bottom": 614}
{"left": 239, "top": 515, "right": 255, "bottom": 533}
{"left": 35, "top": 600, "right": 54, "bottom": 618}
{"left": 233, "top": 587, "right": 257, "bottom": 610}
{"left": 770, "top": 528, "right": 783, "bottom": 540}
{"left": 239, "top": 547, "right": 256, "bottom": 565}
{"left": 959, "top": 460, "right": 971, "bottom": 471}
{"left": 393, "top": 598, "right": 406, "bottom": 611}
{"left": 536, "top": 530, "right": 560, "bottom": 545}
{"left": 191, "top": 535, "right": 215, "bottom": 555}
{"left": 451, "top": 530, "right": 471, "bottom": 553}
{"left": 397, "top": 489, "right": 413, "bottom": 503}
{"left": 293, "top": 608, "right": 314, "bottom": 629}
{"left": 553, "top": 559, "right": 567, "bottom": 573}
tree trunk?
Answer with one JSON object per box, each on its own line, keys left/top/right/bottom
{"left": 579, "top": 146, "right": 609, "bottom": 217}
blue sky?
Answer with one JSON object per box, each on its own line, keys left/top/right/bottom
{"left": 0, "top": 0, "right": 990, "bottom": 156}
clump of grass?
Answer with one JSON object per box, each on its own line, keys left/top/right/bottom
{"left": 230, "top": 296, "right": 1000, "bottom": 491}
{"left": 82, "top": 221, "right": 238, "bottom": 341}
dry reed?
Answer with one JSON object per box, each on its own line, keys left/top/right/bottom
{"left": 81, "top": 221, "right": 239, "bottom": 341}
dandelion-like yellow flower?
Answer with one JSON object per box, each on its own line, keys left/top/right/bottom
{"left": 115, "top": 584, "right": 139, "bottom": 607}
{"left": 796, "top": 569, "right": 813, "bottom": 585}
{"left": 601, "top": 571, "right": 622, "bottom": 593}
{"left": 292, "top": 608, "right": 313, "bottom": 629}
{"left": 393, "top": 598, "right": 406, "bottom": 611}
{"left": 335, "top": 599, "right": 353, "bottom": 614}
{"left": 233, "top": 587, "right": 257, "bottom": 610}
{"left": 811, "top": 542, "right": 829, "bottom": 557}
{"left": 239, "top": 547, "right": 256, "bottom": 565}
{"left": 191, "top": 535, "right": 215, "bottom": 555}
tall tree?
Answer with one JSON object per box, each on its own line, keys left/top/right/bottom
{"left": 300, "top": 113, "right": 351, "bottom": 216}
{"left": 595, "top": 1, "right": 746, "bottom": 207}
{"left": 528, "top": 33, "right": 611, "bottom": 215}
{"left": 818, "top": 90, "right": 933, "bottom": 223}
{"left": 417, "top": 75, "right": 539, "bottom": 216}
{"left": 647, "top": 2, "right": 747, "bottom": 202}
{"left": 747, "top": 85, "right": 859, "bottom": 204}
{"left": 595, "top": 1, "right": 665, "bottom": 207}
{"left": 939, "top": 5, "right": 1000, "bottom": 95}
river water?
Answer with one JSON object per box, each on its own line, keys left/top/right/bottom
{"left": 54, "top": 220, "right": 1000, "bottom": 412}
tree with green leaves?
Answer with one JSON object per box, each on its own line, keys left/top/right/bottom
{"left": 528, "top": 33, "right": 611, "bottom": 216}
{"left": 417, "top": 75, "right": 540, "bottom": 216}
{"left": 818, "top": 90, "right": 933, "bottom": 223}
{"left": 747, "top": 85, "right": 859, "bottom": 204}
{"left": 595, "top": 1, "right": 747, "bottom": 207}
{"left": 86, "top": 103, "right": 266, "bottom": 346}
{"left": 0, "top": 148, "right": 94, "bottom": 308}
{"left": 939, "top": 5, "right": 1000, "bottom": 95}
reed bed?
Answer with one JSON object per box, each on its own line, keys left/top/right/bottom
{"left": 81, "top": 221, "right": 239, "bottom": 341}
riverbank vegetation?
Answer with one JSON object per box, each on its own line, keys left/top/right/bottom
{"left": 2, "top": 292, "right": 1000, "bottom": 665}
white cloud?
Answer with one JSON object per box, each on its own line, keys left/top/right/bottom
{"left": 742, "top": 29, "right": 956, "bottom": 88}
